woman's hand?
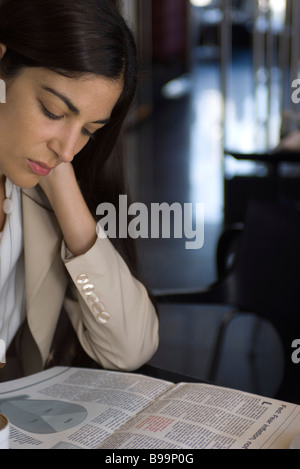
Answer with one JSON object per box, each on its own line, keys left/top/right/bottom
{"left": 38, "top": 160, "right": 76, "bottom": 201}
{"left": 39, "top": 162, "right": 97, "bottom": 256}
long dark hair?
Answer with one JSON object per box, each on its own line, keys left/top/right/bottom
{"left": 0, "top": 0, "right": 139, "bottom": 274}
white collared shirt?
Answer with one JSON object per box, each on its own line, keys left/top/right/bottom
{"left": 0, "top": 178, "right": 26, "bottom": 348}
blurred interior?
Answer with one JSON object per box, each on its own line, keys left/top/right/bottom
{"left": 117, "top": 0, "right": 300, "bottom": 401}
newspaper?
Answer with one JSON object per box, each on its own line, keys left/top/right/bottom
{"left": 0, "top": 366, "right": 299, "bottom": 449}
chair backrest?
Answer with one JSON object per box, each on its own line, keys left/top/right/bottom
{"left": 224, "top": 199, "right": 300, "bottom": 403}
{"left": 228, "top": 199, "right": 300, "bottom": 334}
{"left": 156, "top": 199, "right": 300, "bottom": 402}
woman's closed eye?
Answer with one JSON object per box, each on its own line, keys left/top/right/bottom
{"left": 39, "top": 101, "right": 96, "bottom": 140}
{"left": 39, "top": 100, "right": 63, "bottom": 120}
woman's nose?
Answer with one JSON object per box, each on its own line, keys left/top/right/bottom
{"left": 56, "top": 145, "right": 75, "bottom": 164}
{"left": 48, "top": 128, "right": 82, "bottom": 163}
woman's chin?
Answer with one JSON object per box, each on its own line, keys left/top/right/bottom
{"left": 9, "top": 174, "right": 41, "bottom": 190}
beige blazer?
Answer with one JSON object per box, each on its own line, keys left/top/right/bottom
{"left": 19, "top": 187, "right": 159, "bottom": 376}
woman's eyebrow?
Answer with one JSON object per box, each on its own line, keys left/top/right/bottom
{"left": 40, "top": 85, "right": 111, "bottom": 124}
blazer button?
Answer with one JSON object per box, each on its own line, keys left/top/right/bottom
{"left": 96, "top": 311, "right": 110, "bottom": 325}
{"left": 82, "top": 283, "right": 95, "bottom": 295}
{"left": 77, "top": 274, "right": 90, "bottom": 285}
{"left": 91, "top": 303, "right": 110, "bottom": 324}
{"left": 87, "top": 293, "right": 101, "bottom": 305}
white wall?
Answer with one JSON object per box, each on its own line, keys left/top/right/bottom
{"left": 118, "top": 0, "right": 137, "bottom": 32}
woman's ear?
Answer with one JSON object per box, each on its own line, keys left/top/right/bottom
{"left": 0, "top": 44, "right": 7, "bottom": 60}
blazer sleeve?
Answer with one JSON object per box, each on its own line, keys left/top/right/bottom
{"left": 61, "top": 233, "right": 159, "bottom": 371}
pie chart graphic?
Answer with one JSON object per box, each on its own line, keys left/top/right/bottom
{"left": 0, "top": 395, "right": 87, "bottom": 434}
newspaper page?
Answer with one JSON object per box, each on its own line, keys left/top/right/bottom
{"left": 1, "top": 366, "right": 300, "bottom": 450}
{"left": 0, "top": 366, "right": 173, "bottom": 449}
{"left": 98, "top": 382, "right": 300, "bottom": 450}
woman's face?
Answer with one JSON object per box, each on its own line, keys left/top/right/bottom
{"left": 0, "top": 66, "right": 123, "bottom": 188}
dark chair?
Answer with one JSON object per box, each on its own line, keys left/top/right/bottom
{"left": 155, "top": 199, "right": 300, "bottom": 404}
{"left": 224, "top": 149, "right": 300, "bottom": 224}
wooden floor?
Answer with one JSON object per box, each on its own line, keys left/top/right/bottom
{"left": 128, "top": 53, "right": 285, "bottom": 401}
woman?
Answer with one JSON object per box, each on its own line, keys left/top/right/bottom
{"left": 0, "top": 0, "right": 159, "bottom": 379}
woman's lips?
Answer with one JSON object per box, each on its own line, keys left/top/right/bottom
{"left": 28, "top": 159, "right": 54, "bottom": 176}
